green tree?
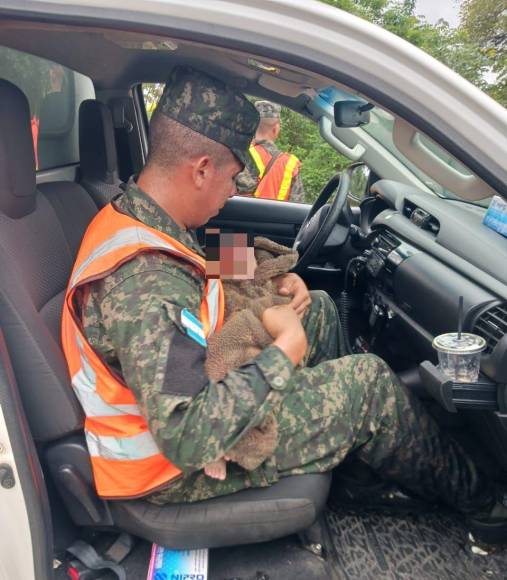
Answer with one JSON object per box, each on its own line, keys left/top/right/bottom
{"left": 318, "top": 0, "right": 503, "bottom": 101}
{"left": 276, "top": 107, "right": 349, "bottom": 204}
{"left": 460, "top": 0, "right": 506, "bottom": 106}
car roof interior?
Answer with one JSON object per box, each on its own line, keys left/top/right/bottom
{"left": 0, "top": 20, "right": 352, "bottom": 111}
{"left": 3, "top": 18, "right": 501, "bottom": 203}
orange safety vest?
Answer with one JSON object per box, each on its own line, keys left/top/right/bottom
{"left": 61, "top": 203, "right": 224, "bottom": 499}
{"left": 249, "top": 144, "right": 300, "bottom": 201}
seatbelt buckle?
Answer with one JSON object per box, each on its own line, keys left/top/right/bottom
{"left": 66, "top": 559, "right": 105, "bottom": 580}
{"left": 66, "top": 535, "right": 130, "bottom": 580}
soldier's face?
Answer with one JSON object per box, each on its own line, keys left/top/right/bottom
{"left": 199, "top": 156, "right": 242, "bottom": 222}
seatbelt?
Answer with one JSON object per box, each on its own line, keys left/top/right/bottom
{"left": 66, "top": 532, "right": 134, "bottom": 580}
{"left": 103, "top": 532, "right": 135, "bottom": 564}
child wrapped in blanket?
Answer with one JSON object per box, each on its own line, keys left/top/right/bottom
{"left": 204, "top": 236, "right": 299, "bottom": 480}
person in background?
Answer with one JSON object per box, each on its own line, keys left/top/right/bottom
{"left": 236, "top": 100, "right": 305, "bottom": 203}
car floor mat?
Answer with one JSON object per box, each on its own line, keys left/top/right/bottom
{"left": 326, "top": 506, "right": 507, "bottom": 580}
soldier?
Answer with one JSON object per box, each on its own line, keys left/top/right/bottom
{"left": 62, "top": 65, "right": 507, "bottom": 544}
{"left": 236, "top": 100, "right": 305, "bottom": 203}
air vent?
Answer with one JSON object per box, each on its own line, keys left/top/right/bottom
{"left": 474, "top": 303, "right": 507, "bottom": 354}
{"left": 403, "top": 200, "right": 440, "bottom": 235}
{"left": 403, "top": 200, "right": 417, "bottom": 219}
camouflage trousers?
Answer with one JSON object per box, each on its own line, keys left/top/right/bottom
{"left": 148, "top": 290, "right": 490, "bottom": 510}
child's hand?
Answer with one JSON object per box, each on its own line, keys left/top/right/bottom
{"left": 275, "top": 273, "right": 311, "bottom": 318}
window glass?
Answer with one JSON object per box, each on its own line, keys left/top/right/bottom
{"left": 141, "top": 83, "right": 346, "bottom": 205}
{"left": 143, "top": 83, "right": 164, "bottom": 120}
{"left": 0, "top": 46, "right": 95, "bottom": 170}
{"left": 362, "top": 109, "right": 472, "bottom": 196}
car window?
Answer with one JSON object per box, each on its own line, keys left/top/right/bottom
{"left": 143, "top": 82, "right": 164, "bottom": 120}
{"left": 0, "top": 46, "right": 94, "bottom": 171}
{"left": 141, "top": 83, "right": 346, "bottom": 205}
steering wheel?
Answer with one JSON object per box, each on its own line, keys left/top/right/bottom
{"left": 292, "top": 169, "right": 351, "bottom": 273}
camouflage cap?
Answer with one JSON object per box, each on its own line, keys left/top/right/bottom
{"left": 156, "top": 65, "right": 260, "bottom": 169}
{"left": 255, "top": 100, "right": 281, "bottom": 119}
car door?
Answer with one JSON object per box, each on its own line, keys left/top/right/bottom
{"left": 204, "top": 196, "right": 309, "bottom": 248}
{"left": 0, "top": 331, "right": 53, "bottom": 580}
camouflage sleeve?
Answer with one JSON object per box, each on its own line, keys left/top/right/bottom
{"left": 99, "top": 271, "right": 294, "bottom": 474}
{"left": 289, "top": 165, "right": 305, "bottom": 204}
{"left": 235, "top": 165, "right": 258, "bottom": 196}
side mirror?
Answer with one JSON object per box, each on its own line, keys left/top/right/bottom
{"left": 334, "top": 101, "right": 374, "bottom": 128}
{"left": 348, "top": 163, "right": 371, "bottom": 203}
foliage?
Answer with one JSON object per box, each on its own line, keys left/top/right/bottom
{"left": 143, "top": 83, "right": 164, "bottom": 118}
{"left": 141, "top": 83, "right": 349, "bottom": 203}
{"left": 460, "top": 0, "right": 506, "bottom": 107}
{"left": 276, "top": 107, "right": 349, "bottom": 204}
{"left": 319, "top": 0, "right": 505, "bottom": 104}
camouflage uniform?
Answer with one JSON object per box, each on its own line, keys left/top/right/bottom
{"left": 80, "top": 180, "right": 489, "bottom": 510}
{"left": 239, "top": 138, "right": 306, "bottom": 203}
{"left": 236, "top": 101, "right": 305, "bottom": 203}
{"left": 79, "top": 66, "right": 491, "bottom": 511}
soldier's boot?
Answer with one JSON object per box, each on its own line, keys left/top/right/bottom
{"left": 468, "top": 487, "right": 507, "bottom": 545}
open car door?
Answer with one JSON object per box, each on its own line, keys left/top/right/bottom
{"left": 0, "top": 330, "right": 53, "bottom": 580}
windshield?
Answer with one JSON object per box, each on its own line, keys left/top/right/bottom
{"left": 362, "top": 108, "right": 488, "bottom": 203}
{"left": 317, "top": 87, "right": 491, "bottom": 207}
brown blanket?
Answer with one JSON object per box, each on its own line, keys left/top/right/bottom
{"left": 205, "top": 237, "right": 298, "bottom": 470}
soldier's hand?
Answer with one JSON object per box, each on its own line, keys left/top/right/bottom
{"left": 262, "top": 304, "right": 302, "bottom": 337}
{"left": 262, "top": 305, "right": 307, "bottom": 366}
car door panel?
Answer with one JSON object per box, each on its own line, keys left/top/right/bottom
{"left": 0, "top": 331, "right": 53, "bottom": 580}
{"left": 201, "top": 196, "right": 309, "bottom": 247}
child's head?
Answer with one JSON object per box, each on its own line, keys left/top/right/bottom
{"left": 205, "top": 228, "right": 256, "bottom": 280}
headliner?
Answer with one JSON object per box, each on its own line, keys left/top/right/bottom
{"left": 0, "top": 20, "right": 354, "bottom": 114}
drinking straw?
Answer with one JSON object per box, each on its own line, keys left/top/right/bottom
{"left": 458, "top": 295, "right": 463, "bottom": 340}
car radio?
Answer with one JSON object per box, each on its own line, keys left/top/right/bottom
{"left": 365, "top": 231, "right": 418, "bottom": 280}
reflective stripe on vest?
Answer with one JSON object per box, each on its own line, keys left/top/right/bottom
{"left": 249, "top": 144, "right": 266, "bottom": 179}
{"left": 61, "top": 203, "right": 224, "bottom": 499}
{"left": 249, "top": 144, "right": 299, "bottom": 201}
{"left": 277, "top": 154, "right": 299, "bottom": 201}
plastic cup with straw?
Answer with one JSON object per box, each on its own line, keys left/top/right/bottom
{"left": 432, "top": 295, "right": 486, "bottom": 383}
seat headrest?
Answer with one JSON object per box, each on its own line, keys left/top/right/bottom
{"left": 79, "top": 100, "right": 119, "bottom": 184}
{"left": 39, "top": 91, "right": 74, "bottom": 137}
{"left": 0, "top": 80, "right": 36, "bottom": 218}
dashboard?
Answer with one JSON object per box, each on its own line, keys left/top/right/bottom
{"left": 360, "top": 180, "right": 507, "bottom": 384}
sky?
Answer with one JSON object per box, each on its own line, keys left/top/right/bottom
{"left": 415, "top": 0, "right": 461, "bottom": 27}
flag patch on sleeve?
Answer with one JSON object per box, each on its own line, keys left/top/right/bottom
{"left": 180, "top": 308, "right": 207, "bottom": 347}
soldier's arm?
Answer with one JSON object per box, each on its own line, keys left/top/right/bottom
{"left": 99, "top": 269, "right": 294, "bottom": 474}
{"left": 235, "top": 165, "right": 258, "bottom": 196}
{"left": 289, "top": 166, "right": 305, "bottom": 204}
